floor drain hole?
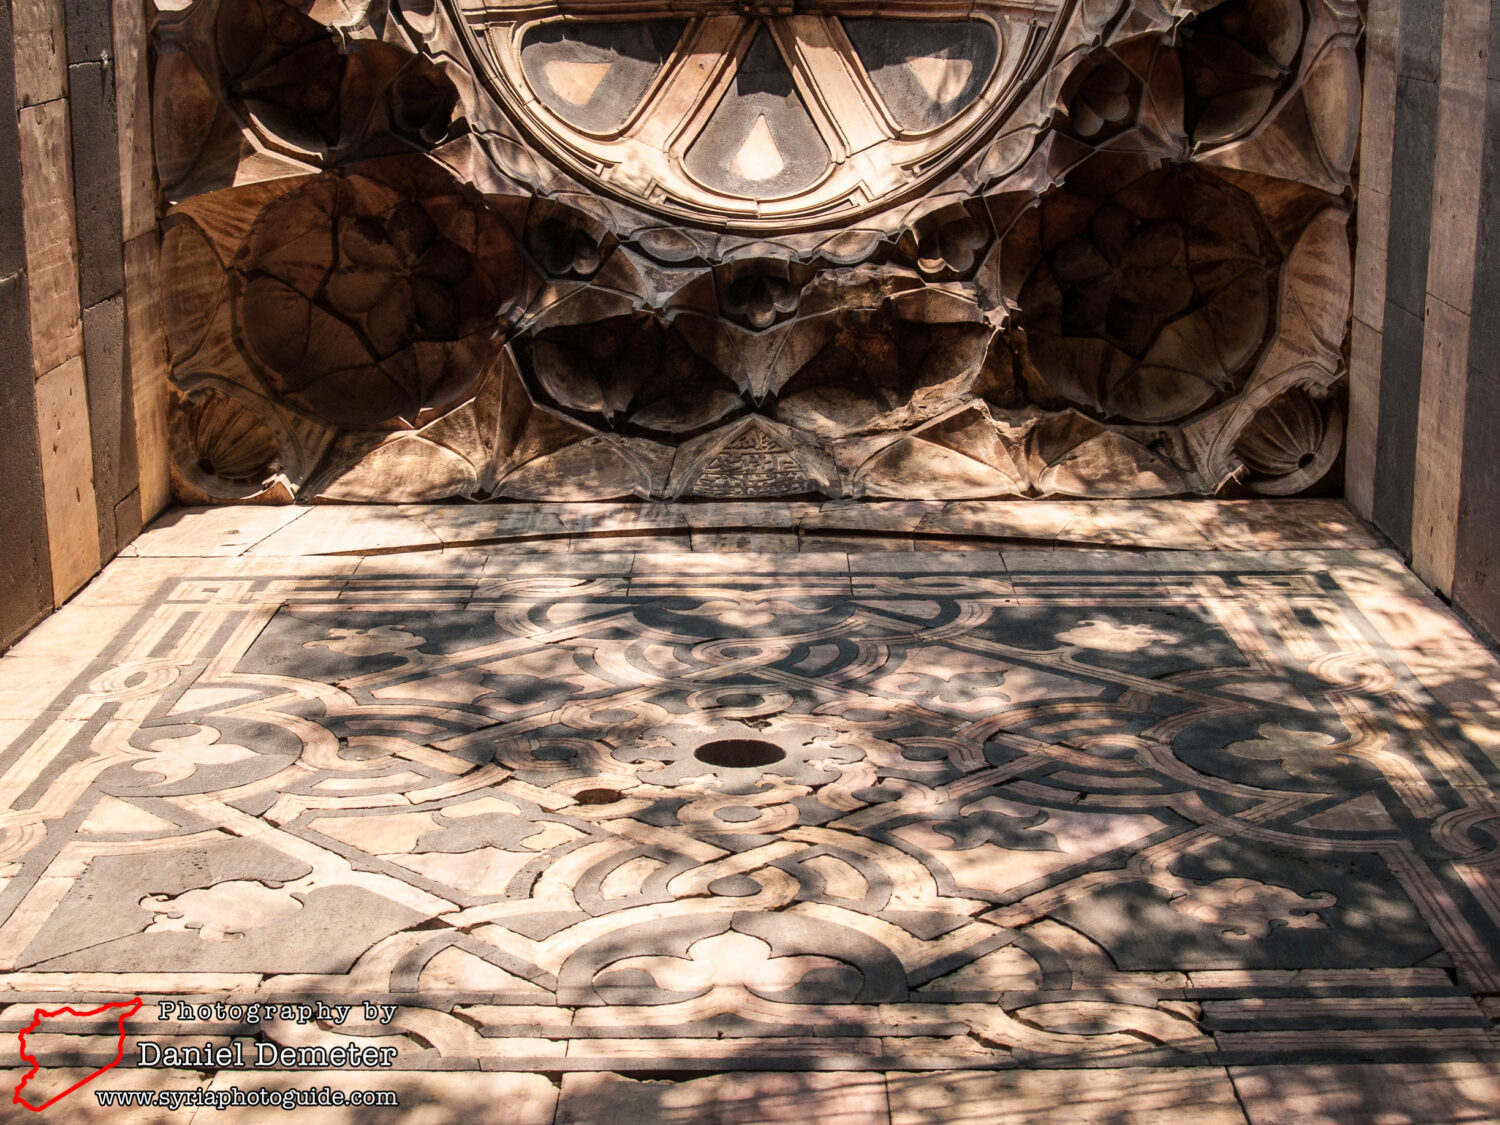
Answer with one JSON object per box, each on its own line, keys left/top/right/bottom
{"left": 693, "top": 739, "right": 786, "bottom": 768}
{"left": 575, "top": 788, "right": 624, "bottom": 805}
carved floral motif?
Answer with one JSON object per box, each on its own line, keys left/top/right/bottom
{"left": 1166, "top": 877, "right": 1336, "bottom": 941}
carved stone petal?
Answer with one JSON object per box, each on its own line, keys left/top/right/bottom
{"left": 497, "top": 437, "right": 670, "bottom": 501}
{"left": 1123, "top": 310, "right": 1234, "bottom": 423}
{"left": 674, "top": 314, "right": 832, "bottom": 403}
{"left": 1276, "top": 208, "right": 1352, "bottom": 361}
{"left": 520, "top": 21, "right": 684, "bottom": 134}
{"left": 153, "top": 48, "right": 237, "bottom": 197}
{"left": 161, "top": 218, "right": 227, "bottom": 364}
{"left": 683, "top": 30, "right": 830, "bottom": 202}
{"left": 312, "top": 434, "right": 479, "bottom": 502}
{"left": 855, "top": 404, "right": 1029, "bottom": 500}
{"left": 1022, "top": 334, "right": 1135, "bottom": 418}
{"left": 529, "top": 339, "right": 608, "bottom": 415}
{"left": 1029, "top": 413, "right": 1183, "bottom": 498}
{"left": 1303, "top": 39, "right": 1362, "bottom": 180}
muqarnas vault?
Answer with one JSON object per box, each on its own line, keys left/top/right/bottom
{"left": 155, "top": 0, "right": 1360, "bottom": 503}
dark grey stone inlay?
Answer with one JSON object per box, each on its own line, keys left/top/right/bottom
{"left": 68, "top": 59, "right": 126, "bottom": 308}
{"left": 521, "top": 20, "right": 685, "bottom": 134}
{"left": 1373, "top": 299, "right": 1424, "bottom": 550}
{"left": 1454, "top": 368, "right": 1500, "bottom": 644}
{"left": 844, "top": 18, "right": 998, "bottom": 132}
{"left": 1384, "top": 74, "right": 1438, "bottom": 319}
{"left": 713, "top": 803, "right": 764, "bottom": 823}
{"left": 684, "top": 29, "right": 830, "bottom": 200}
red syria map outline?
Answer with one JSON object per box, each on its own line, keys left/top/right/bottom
{"left": 12, "top": 997, "right": 143, "bottom": 1111}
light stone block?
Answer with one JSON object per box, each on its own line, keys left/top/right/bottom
{"left": 33, "top": 356, "right": 100, "bottom": 604}
{"left": 17, "top": 100, "right": 82, "bottom": 379}
{"left": 1411, "top": 296, "right": 1470, "bottom": 594}
{"left": 1232, "top": 1062, "right": 1500, "bottom": 1125}
{"left": 8, "top": 0, "right": 67, "bottom": 107}
{"left": 124, "top": 233, "right": 171, "bottom": 525}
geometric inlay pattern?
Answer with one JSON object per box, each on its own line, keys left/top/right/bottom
{"left": 2, "top": 559, "right": 1496, "bottom": 1071}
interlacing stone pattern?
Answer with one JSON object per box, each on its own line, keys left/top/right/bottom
{"left": 0, "top": 559, "right": 1496, "bottom": 1071}
{"left": 153, "top": 0, "right": 1362, "bottom": 504}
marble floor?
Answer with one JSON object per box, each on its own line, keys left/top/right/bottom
{"left": 1, "top": 501, "right": 1497, "bottom": 1122}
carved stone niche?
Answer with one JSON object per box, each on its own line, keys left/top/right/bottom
{"left": 153, "top": 0, "right": 1361, "bottom": 503}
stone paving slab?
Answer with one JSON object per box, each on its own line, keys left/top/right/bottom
{"left": 121, "top": 500, "right": 1385, "bottom": 560}
{"left": 121, "top": 506, "right": 312, "bottom": 558}
{"left": 887, "top": 1068, "right": 1247, "bottom": 1124}
{"left": 0, "top": 502, "right": 1496, "bottom": 1120}
{"left": 1231, "top": 1062, "right": 1500, "bottom": 1124}
{"left": 6, "top": 1062, "right": 1497, "bottom": 1122}
{"left": 0, "top": 1066, "right": 559, "bottom": 1122}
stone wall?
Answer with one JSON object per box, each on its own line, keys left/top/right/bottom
{"left": 1349, "top": 0, "right": 1500, "bottom": 643}
{"left": 0, "top": 0, "right": 169, "bottom": 650}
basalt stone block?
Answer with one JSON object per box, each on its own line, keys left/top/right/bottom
{"left": 1454, "top": 368, "right": 1500, "bottom": 644}
{"left": 81, "top": 294, "right": 137, "bottom": 557}
{"left": 1373, "top": 301, "right": 1424, "bottom": 550}
{"left": 0, "top": 0, "right": 24, "bottom": 274}
{"left": 1397, "top": 0, "right": 1444, "bottom": 83}
{"left": 64, "top": 0, "right": 114, "bottom": 63}
{"left": 1465, "top": 77, "right": 1500, "bottom": 383}
{"left": 67, "top": 59, "right": 126, "bottom": 307}
{"left": 1384, "top": 75, "right": 1439, "bottom": 320}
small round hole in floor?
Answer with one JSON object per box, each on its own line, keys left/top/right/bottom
{"left": 575, "top": 788, "right": 624, "bottom": 805}
{"left": 693, "top": 739, "right": 786, "bottom": 768}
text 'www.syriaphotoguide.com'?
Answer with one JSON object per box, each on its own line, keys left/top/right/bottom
{"left": 94, "top": 1085, "right": 399, "bottom": 1110}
